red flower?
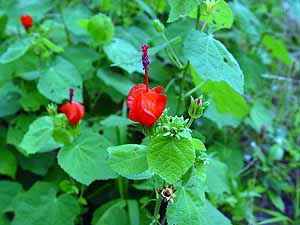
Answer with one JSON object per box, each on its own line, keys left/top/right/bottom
{"left": 20, "top": 14, "right": 33, "bottom": 29}
{"left": 60, "top": 88, "right": 84, "bottom": 125}
{"left": 127, "top": 45, "right": 167, "bottom": 126}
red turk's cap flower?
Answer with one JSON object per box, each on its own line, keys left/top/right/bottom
{"left": 20, "top": 14, "right": 33, "bottom": 29}
{"left": 60, "top": 88, "right": 85, "bottom": 125}
{"left": 127, "top": 45, "right": 167, "bottom": 126}
{"left": 196, "top": 98, "right": 201, "bottom": 106}
{"left": 127, "top": 84, "right": 167, "bottom": 126}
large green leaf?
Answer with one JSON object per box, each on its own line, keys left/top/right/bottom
{"left": 58, "top": 132, "right": 117, "bottom": 185}
{"left": 103, "top": 38, "right": 142, "bottom": 74}
{"left": 92, "top": 200, "right": 128, "bottom": 225}
{"left": 97, "top": 69, "right": 135, "bottom": 96}
{"left": 0, "top": 145, "right": 17, "bottom": 178}
{"left": 0, "top": 38, "right": 32, "bottom": 64}
{"left": 101, "top": 115, "right": 134, "bottom": 127}
{"left": 167, "top": 166, "right": 207, "bottom": 225}
{"left": 37, "top": 57, "right": 83, "bottom": 103}
{"left": 201, "top": 81, "right": 249, "bottom": 120}
{"left": 0, "top": 181, "right": 23, "bottom": 213}
{"left": 19, "top": 116, "right": 61, "bottom": 155}
{"left": 184, "top": 30, "right": 244, "bottom": 94}
{"left": 12, "top": 182, "right": 80, "bottom": 225}
{"left": 167, "top": 0, "right": 198, "bottom": 23}
{"left": 148, "top": 136, "right": 195, "bottom": 184}
{"left": 108, "top": 144, "right": 148, "bottom": 177}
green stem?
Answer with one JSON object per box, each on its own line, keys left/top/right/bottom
{"left": 151, "top": 193, "right": 161, "bottom": 225}
{"left": 184, "top": 81, "right": 205, "bottom": 98}
{"left": 162, "top": 33, "right": 183, "bottom": 68}
{"left": 195, "top": 4, "right": 201, "bottom": 29}
{"left": 117, "top": 176, "right": 125, "bottom": 199}
{"left": 295, "top": 170, "right": 300, "bottom": 219}
{"left": 176, "top": 61, "right": 190, "bottom": 114}
{"left": 187, "top": 118, "right": 194, "bottom": 128}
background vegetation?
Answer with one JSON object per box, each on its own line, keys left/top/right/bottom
{"left": 0, "top": 0, "right": 299, "bottom": 224}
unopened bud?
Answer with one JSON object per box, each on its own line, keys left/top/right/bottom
{"left": 188, "top": 96, "right": 208, "bottom": 119}
{"left": 152, "top": 19, "right": 165, "bottom": 33}
{"left": 204, "top": 0, "right": 216, "bottom": 14}
{"left": 47, "top": 103, "right": 58, "bottom": 117}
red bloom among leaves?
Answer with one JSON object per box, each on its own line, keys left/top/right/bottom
{"left": 60, "top": 88, "right": 85, "bottom": 125}
{"left": 20, "top": 14, "right": 33, "bottom": 29}
{"left": 127, "top": 45, "right": 167, "bottom": 126}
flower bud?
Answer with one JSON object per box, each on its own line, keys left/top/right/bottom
{"left": 152, "top": 19, "right": 165, "bottom": 33}
{"left": 204, "top": 0, "right": 216, "bottom": 14}
{"left": 47, "top": 103, "right": 58, "bottom": 117}
{"left": 20, "top": 14, "right": 33, "bottom": 30}
{"left": 188, "top": 96, "right": 208, "bottom": 119}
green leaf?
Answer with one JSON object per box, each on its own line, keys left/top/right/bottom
{"left": 206, "top": 157, "right": 229, "bottom": 195}
{"left": 268, "top": 191, "right": 285, "bottom": 212}
{"left": 202, "top": 81, "right": 249, "bottom": 120}
{"left": 0, "top": 82, "right": 21, "bottom": 117}
{"left": 192, "top": 138, "right": 206, "bottom": 151}
{"left": 108, "top": 144, "right": 148, "bottom": 177}
{"left": 167, "top": 166, "right": 207, "bottom": 225}
{"left": 262, "top": 35, "right": 291, "bottom": 66}
{"left": 92, "top": 200, "right": 128, "bottom": 225}
{"left": 41, "top": 38, "right": 64, "bottom": 53}
{"left": 7, "top": 115, "right": 35, "bottom": 147}
{"left": 62, "top": 46, "right": 98, "bottom": 76}
{"left": 0, "top": 181, "right": 23, "bottom": 213}
{"left": 20, "top": 84, "right": 48, "bottom": 112}
{"left": 246, "top": 101, "right": 273, "bottom": 132}
{"left": 37, "top": 57, "right": 83, "bottom": 103}
{"left": 103, "top": 38, "right": 142, "bottom": 74}
{"left": 167, "top": 0, "right": 198, "bottom": 23}
{"left": 204, "top": 102, "right": 240, "bottom": 128}
{"left": 12, "top": 182, "right": 80, "bottom": 225}
{"left": 199, "top": 0, "right": 233, "bottom": 31}
{"left": 97, "top": 69, "right": 135, "bottom": 96}
{"left": 0, "top": 38, "right": 32, "bottom": 64}
{"left": 0, "top": 145, "right": 17, "bottom": 178}
{"left": 148, "top": 136, "right": 195, "bottom": 184}
{"left": 101, "top": 115, "right": 134, "bottom": 127}
{"left": 58, "top": 132, "right": 117, "bottom": 185}
{"left": 18, "top": 152, "right": 56, "bottom": 176}
{"left": 206, "top": 200, "right": 232, "bottom": 225}
{"left": 80, "top": 14, "right": 114, "bottom": 45}
{"left": 19, "top": 116, "right": 61, "bottom": 155}
{"left": 184, "top": 30, "right": 244, "bottom": 94}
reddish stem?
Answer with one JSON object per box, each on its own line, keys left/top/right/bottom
{"left": 145, "top": 69, "right": 149, "bottom": 92}
{"left": 69, "top": 88, "right": 74, "bottom": 102}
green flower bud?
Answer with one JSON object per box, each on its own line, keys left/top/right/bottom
{"left": 204, "top": 0, "right": 216, "bottom": 14}
{"left": 188, "top": 96, "right": 208, "bottom": 119}
{"left": 46, "top": 103, "right": 58, "bottom": 117}
{"left": 152, "top": 19, "right": 165, "bottom": 33}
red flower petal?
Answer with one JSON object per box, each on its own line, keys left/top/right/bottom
{"left": 20, "top": 14, "right": 33, "bottom": 29}
{"left": 60, "top": 101, "right": 85, "bottom": 125}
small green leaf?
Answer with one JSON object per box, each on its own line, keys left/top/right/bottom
{"left": 167, "top": 0, "right": 198, "bottom": 23}
{"left": 184, "top": 30, "right": 244, "bottom": 94}
{"left": 0, "top": 38, "right": 32, "bottom": 64}
{"left": 199, "top": 0, "right": 233, "bottom": 31}
{"left": 0, "top": 82, "right": 21, "bottom": 117}
{"left": 192, "top": 138, "right": 206, "bottom": 151}
{"left": 268, "top": 191, "right": 285, "bottom": 212}
{"left": 108, "top": 144, "right": 148, "bottom": 177}
{"left": 262, "top": 35, "right": 291, "bottom": 66}
{"left": 148, "top": 136, "right": 195, "bottom": 184}
{"left": 0, "top": 145, "right": 17, "bottom": 178}
{"left": 41, "top": 38, "right": 64, "bottom": 53}
{"left": 12, "top": 182, "right": 80, "bottom": 225}
{"left": 37, "top": 57, "right": 83, "bottom": 103}
{"left": 58, "top": 132, "right": 117, "bottom": 185}
{"left": 103, "top": 38, "right": 142, "bottom": 74}
{"left": 92, "top": 200, "right": 128, "bottom": 225}
{"left": 19, "top": 116, "right": 61, "bottom": 155}
{"left": 206, "top": 200, "right": 232, "bottom": 225}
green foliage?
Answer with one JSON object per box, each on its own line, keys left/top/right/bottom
{"left": 148, "top": 136, "right": 195, "bottom": 183}
{"left": 58, "top": 132, "right": 117, "bottom": 185}
{"left": 167, "top": 0, "right": 198, "bottom": 22}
